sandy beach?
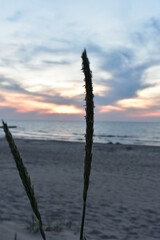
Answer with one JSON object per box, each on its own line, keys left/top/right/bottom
{"left": 0, "top": 138, "right": 160, "bottom": 239}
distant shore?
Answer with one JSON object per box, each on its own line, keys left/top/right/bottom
{"left": 1, "top": 138, "right": 160, "bottom": 239}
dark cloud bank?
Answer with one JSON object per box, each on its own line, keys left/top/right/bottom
{"left": 86, "top": 17, "right": 160, "bottom": 108}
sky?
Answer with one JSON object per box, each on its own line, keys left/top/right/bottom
{"left": 1, "top": 0, "right": 160, "bottom": 121}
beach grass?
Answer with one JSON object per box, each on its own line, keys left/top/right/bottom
{"left": 2, "top": 121, "right": 46, "bottom": 240}
{"left": 14, "top": 232, "right": 17, "bottom": 240}
{"left": 80, "top": 49, "right": 94, "bottom": 240}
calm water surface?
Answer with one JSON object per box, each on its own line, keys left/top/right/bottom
{"left": 0, "top": 120, "right": 160, "bottom": 146}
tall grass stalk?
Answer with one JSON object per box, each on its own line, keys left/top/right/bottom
{"left": 2, "top": 121, "right": 46, "bottom": 240}
{"left": 80, "top": 49, "right": 94, "bottom": 240}
{"left": 14, "top": 232, "right": 17, "bottom": 240}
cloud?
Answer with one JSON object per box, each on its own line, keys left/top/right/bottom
{"left": 0, "top": 89, "right": 83, "bottom": 115}
{"left": 0, "top": 74, "right": 84, "bottom": 116}
{"left": 30, "top": 45, "right": 75, "bottom": 57}
{"left": 0, "top": 106, "right": 83, "bottom": 121}
{"left": 131, "top": 17, "right": 160, "bottom": 50}
{"left": 148, "top": 17, "right": 160, "bottom": 33}
{"left": 7, "top": 10, "right": 25, "bottom": 22}
{"left": 85, "top": 17, "right": 160, "bottom": 113}
{"left": 0, "top": 95, "right": 5, "bottom": 101}
{"left": 0, "top": 75, "right": 28, "bottom": 94}
{"left": 117, "top": 98, "right": 156, "bottom": 109}
{"left": 11, "top": 44, "right": 76, "bottom": 71}
{"left": 41, "top": 93, "right": 82, "bottom": 107}
{"left": 99, "top": 105, "right": 124, "bottom": 113}
{"left": 43, "top": 60, "right": 70, "bottom": 66}
{"left": 0, "top": 106, "right": 19, "bottom": 119}
{"left": 2, "top": 14, "right": 160, "bottom": 120}
{"left": 101, "top": 47, "right": 134, "bottom": 72}
{"left": 87, "top": 43, "right": 148, "bottom": 105}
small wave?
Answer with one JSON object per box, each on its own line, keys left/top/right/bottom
{"left": 95, "top": 134, "right": 134, "bottom": 138}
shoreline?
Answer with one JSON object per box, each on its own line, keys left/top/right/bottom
{"left": 1, "top": 136, "right": 160, "bottom": 148}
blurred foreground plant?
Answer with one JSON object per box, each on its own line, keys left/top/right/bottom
{"left": 2, "top": 121, "right": 46, "bottom": 240}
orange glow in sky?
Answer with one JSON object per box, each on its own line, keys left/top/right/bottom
{"left": 99, "top": 105, "right": 124, "bottom": 113}
{"left": 0, "top": 90, "right": 83, "bottom": 115}
{"left": 129, "top": 111, "right": 160, "bottom": 118}
{"left": 117, "top": 98, "right": 155, "bottom": 109}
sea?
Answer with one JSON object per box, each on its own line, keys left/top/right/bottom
{"left": 1, "top": 120, "right": 160, "bottom": 146}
